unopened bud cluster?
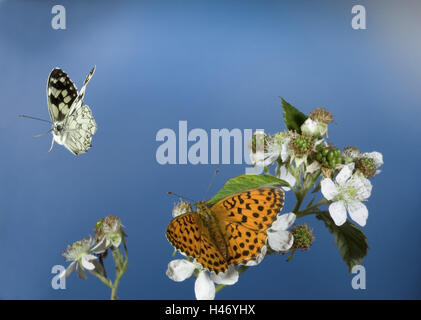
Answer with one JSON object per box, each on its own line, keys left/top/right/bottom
{"left": 315, "top": 144, "right": 343, "bottom": 169}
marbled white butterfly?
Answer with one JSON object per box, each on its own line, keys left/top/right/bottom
{"left": 21, "top": 67, "right": 98, "bottom": 155}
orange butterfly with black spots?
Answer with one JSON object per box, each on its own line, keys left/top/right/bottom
{"left": 166, "top": 187, "right": 285, "bottom": 274}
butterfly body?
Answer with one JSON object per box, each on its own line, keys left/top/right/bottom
{"left": 46, "top": 67, "right": 97, "bottom": 155}
{"left": 166, "top": 187, "right": 285, "bottom": 274}
{"left": 51, "top": 121, "right": 66, "bottom": 144}
{"left": 196, "top": 202, "right": 229, "bottom": 260}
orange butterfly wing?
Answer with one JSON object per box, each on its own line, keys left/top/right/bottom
{"left": 166, "top": 212, "right": 228, "bottom": 274}
{"left": 166, "top": 187, "right": 285, "bottom": 272}
{"left": 210, "top": 187, "right": 285, "bottom": 265}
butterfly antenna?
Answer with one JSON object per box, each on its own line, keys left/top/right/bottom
{"left": 167, "top": 192, "right": 195, "bottom": 203}
{"left": 19, "top": 114, "right": 52, "bottom": 124}
{"left": 203, "top": 169, "right": 219, "bottom": 200}
{"left": 32, "top": 129, "right": 53, "bottom": 138}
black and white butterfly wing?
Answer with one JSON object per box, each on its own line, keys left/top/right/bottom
{"left": 67, "top": 66, "right": 96, "bottom": 116}
{"left": 62, "top": 104, "right": 98, "bottom": 155}
{"left": 46, "top": 68, "right": 78, "bottom": 123}
{"left": 46, "top": 67, "right": 97, "bottom": 155}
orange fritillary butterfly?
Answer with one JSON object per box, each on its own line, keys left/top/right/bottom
{"left": 166, "top": 187, "right": 285, "bottom": 274}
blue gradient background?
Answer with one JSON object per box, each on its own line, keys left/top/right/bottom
{"left": 0, "top": 0, "right": 420, "bottom": 299}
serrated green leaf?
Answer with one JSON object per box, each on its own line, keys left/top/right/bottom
{"left": 207, "top": 174, "right": 289, "bottom": 205}
{"left": 316, "top": 211, "right": 369, "bottom": 273}
{"left": 281, "top": 98, "right": 308, "bottom": 132}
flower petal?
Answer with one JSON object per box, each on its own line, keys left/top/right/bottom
{"left": 195, "top": 271, "right": 215, "bottom": 300}
{"left": 268, "top": 229, "right": 294, "bottom": 251}
{"left": 306, "top": 161, "right": 321, "bottom": 174}
{"left": 348, "top": 176, "right": 372, "bottom": 200}
{"left": 329, "top": 201, "right": 347, "bottom": 226}
{"left": 335, "top": 164, "right": 354, "bottom": 185}
{"left": 321, "top": 178, "right": 338, "bottom": 201}
{"left": 301, "top": 118, "right": 318, "bottom": 135}
{"left": 280, "top": 139, "right": 290, "bottom": 162}
{"left": 278, "top": 166, "right": 296, "bottom": 191}
{"left": 210, "top": 265, "right": 238, "bottom": 285}
{"left": 363, "top": 151, "right": 383, "bottom": 169}
{"left": 91, "top": 237, "right": 108, "bottom": 254}
{"left": 250, "top": 151, "right": 279, "bottom": 167}
{"left": 347, "top": 201, "right": 368, "bottom": 227}
{"left": 166, "top": 259, "right": 196, "bottom": 282}
{"left": 81, "top": 254, "right": 97, "bottom": 270}
{"left": 90, "top": 259, "right": 106, "bottom": 277}
{"left": 315, "top": 139, "right": 327, "bottom": 147}
{"left": 270, "top": 212, "right": 296, "bottom": 231}
{"left": 245, "top": 245, "right": 267, "bottom": 266}
{"left": 294, "top": 156, "right": 307, "bottom": 168}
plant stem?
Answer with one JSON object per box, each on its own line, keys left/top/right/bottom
{"left": 111, "top": 262, "right": 127, "bottom": 300}
{"left": 110, "top": 247, "right": 128, "bottom": 300}
{"left": 293, "top": 191, "right": 305, "bottom": 213}
{"left": 91, "top": 271, "right": 113, "bottom": 289}
{"left": 275, "top": 159, "right": 282, "bottom": 177}
{"left": 91, "top": 246, "right": 128, "bottom": 300}
{"left": 296, "top": 198, "right": 329, "bottom": 218}
{"left": 286, "top": 250, "right": 295, "bottom": 262}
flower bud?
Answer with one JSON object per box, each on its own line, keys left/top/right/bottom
{"left": 94, "top": 215, "right": 125, "bottom": 248}
{"left": 300, "top": 118, "right": 328, "bottom": 137}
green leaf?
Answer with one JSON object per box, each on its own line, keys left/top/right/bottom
{"left": 207, "top": 174, "right": 289, "bottom": 205}
{"left": 281, "top": 98, "right": 308, "bottom": 132}
{"left": 316, "top": 211, "right": 369, "bottom": 273}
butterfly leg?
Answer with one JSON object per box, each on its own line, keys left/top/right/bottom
{"left": 33, "top": 128, "right": 53, "bottom": 138}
